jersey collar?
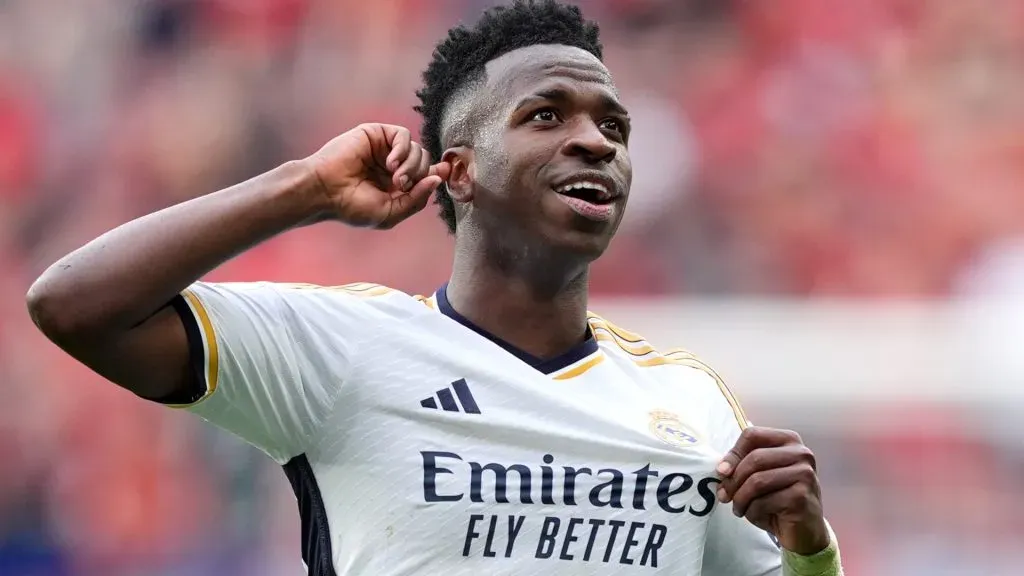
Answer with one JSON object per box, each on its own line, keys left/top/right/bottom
{"left": 434, "top": 283, "right": 600, "bottom": 375}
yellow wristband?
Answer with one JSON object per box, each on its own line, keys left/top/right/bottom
{"left": 781, "top": 521, "right": 843, "bottom": 576}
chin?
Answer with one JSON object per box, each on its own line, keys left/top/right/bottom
{"left": 543, "top": 227, "right": 616, "bottom": 262}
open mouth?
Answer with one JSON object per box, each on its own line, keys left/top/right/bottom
{"left": 552, "top": 180, "right": 618, "bottom": 222}
{"left": 553, "top": 182, "right": 615, "bottom": 205}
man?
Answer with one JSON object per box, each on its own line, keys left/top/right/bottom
{"left": 26, "top": 1, "right": 843, "bottom": 574}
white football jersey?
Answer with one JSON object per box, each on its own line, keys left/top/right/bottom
{"left": 163, "top": 281, "right": 784, "bottom": 576}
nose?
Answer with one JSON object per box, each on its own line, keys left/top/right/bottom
{"left": 560, "top": 119, "right": 616, "bottom": 164}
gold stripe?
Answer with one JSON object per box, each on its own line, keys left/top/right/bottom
{"left": 678, "top": 357, "right": 748, "bottom": 430}
{"left": 606, "top": 325, "right": 644, "bottom": 344}
{"left": 552, "top": 353, "right": 605, "bottom": 380}
{"left": 414, "top": 295, "right": 436, "bottom": 309}
{"left": 275, "top": 282, "right": 322, "bottom": 290}
{"left": 351, "top": 287, "right": 393, "bottom": 297}
{"left": 335, "top": 282, "right": 387, "bottom": 293}
{"left": 593, "top": 330, "right": 656, "bottom": 357}
{"left": 279, "top": 282, "right": 396, "bottom": 297}
{"left": 629, "top": 351, "right": 748, "bottom": 429}
{"left": 587, "top": 312, "right": 748, "bottom": 428}
{"left": 170, "top": 289, "right": 219, "bottom": 408}
{"left": 589, "top": 315, "right": 656, "bottom": 355}
{"left": 589, "top": 315, "right": 672, "bottom": 360}
{"left": 330, "top": 283, "right": 394, "bottom": 297}
{"left": 633, "top": 355, "right": 678, "bottom": 368}
{"left": 588, "top": 315, "right": 645, "bottom": 343}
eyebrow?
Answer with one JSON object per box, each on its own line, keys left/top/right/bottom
{"left": 515, "top": 86, "right": 630, "bottom": 118}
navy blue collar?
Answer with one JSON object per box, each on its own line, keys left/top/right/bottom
{"left": 435, "top": 283, "right": 599, "bottom": 375}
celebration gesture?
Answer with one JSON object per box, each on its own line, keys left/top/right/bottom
{"left": 303, "top": 123, "right": 451, "bottom": 229}
{"left": 716, "top": 427, "right": 830, "bottom": 556}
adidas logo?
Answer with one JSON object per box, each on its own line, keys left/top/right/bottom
{"left": 420, "top": 378, "right": 481, "bottom": 414}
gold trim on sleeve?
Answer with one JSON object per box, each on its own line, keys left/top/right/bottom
{"left": 169, "top": 289, "right": 220, "bottom": 408}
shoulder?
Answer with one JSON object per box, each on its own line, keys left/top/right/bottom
{"left": 180, "top": 281, "right": 439, "bottom": 338}
{"left": 587, "top": 311, "right": 749, "bottom": 430}
{"left": 186, "top": 281, "right": 435, "bottom": 314}
{"left": 194, "top": 280, "right": 409, "bottom": 300}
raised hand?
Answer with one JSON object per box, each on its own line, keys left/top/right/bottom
{"left": 303, "top": 124, "right": 452, "bottom": 229}
{"left": 716, "top": 426, "right": 830, "bottom": 556}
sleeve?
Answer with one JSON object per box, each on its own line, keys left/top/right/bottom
{"left": 160, "top": 281, "right": 359, "bottom": 464}
{"left": 699, "top": 371, "right": 784, "bottom": 576}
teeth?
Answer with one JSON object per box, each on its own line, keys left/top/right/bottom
{"left": 555, "top": 181, "right": 611, "bottom": 200}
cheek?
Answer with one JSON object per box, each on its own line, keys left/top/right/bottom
{"left": 618, "top": 152, "right": 633, "bottom": 183}
{"left": 473, "top": 148, "right": 513, "bottom": 195}
{"left": 480, "top": 142, "right": 547, "bottom": 200}
{"left": 503, "top": 139, "right": 556, "bottom": 192}
{"left": 619, "top": 157, "right": 634, "bottom": 199}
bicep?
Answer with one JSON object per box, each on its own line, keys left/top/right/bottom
{"left": 76, "top": 303, "right": 199, "bottom": 402}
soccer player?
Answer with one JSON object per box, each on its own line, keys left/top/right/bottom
{"left": 26, "top": 1, "right": 843, "bottom": 574}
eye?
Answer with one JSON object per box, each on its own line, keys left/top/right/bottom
{"left": 530, "top": 108, "right": 560, "bottom": 123}
{"left": 600, "top": 118, "right": 625, "bottom": 134}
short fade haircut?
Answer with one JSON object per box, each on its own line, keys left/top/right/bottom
{"left": 415, "top": 0, "right": 603, "bottom": 234}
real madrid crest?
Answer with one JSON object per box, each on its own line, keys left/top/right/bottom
{"left": 648, "top": 410, "right": 701, "bottom": 449}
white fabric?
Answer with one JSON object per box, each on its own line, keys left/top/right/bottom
{"left": 175, "top": 281, "right": 784, "bottom": 575}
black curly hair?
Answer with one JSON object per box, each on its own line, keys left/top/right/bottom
{"left": 415, "top": 0, "right": 603, "bottom": 234}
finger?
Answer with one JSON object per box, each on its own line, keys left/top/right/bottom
{"left": 384, "top": 175, "right": 441, "bottom": 225}
{"left": 429, "top": 161, "right": 452, "bottom": 182}
{"left": 728, "top": 464, "right": 814, "bottom": 517}
{"left": 720, "top": 444, "right": 815, "bottom": 501}
{"left": 393, "top": 144, "right": 424, "bottom": 192}
{"left": 400, "top": 145, "right": 433, "bottom": 190}
{"left": 740, "top": 480, "right": 821, "bottom": 536}
{"left": 360, "top": 124, "right": 400, "bottom": 173}
{"left": 384, "top": 126, "right": 412, "bottom": 173}
{"left": 740, "top": 491, "right": 783, "bottom": 534}
{"left": 718, "top": 427, "right": 802, "bottom": 477}
{"left": 415, "top": 150, "right": 432, "bottom": 182}
{"left": 410, "top": 174, "right": 439, "bottom": 213}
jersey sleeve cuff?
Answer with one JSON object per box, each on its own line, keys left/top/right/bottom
{"left": 157, "top": 289, "right": 220, "bottom": 408}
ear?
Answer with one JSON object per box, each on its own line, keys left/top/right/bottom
{"left": 442, "top": 147, "right": 474, "bottom": 204}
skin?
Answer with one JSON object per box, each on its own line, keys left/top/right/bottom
{"left": 444, "top": 44, "right": 633, "bottom": 359}
{"left": 717, "top": 427, "right": 830, "bottom": 556}
{"left": 26, "top": 43, "right": 829, "bottom": 557}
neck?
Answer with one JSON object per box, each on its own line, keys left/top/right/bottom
{"left": 447, "top": 236, "right": 591, "bottom": 361}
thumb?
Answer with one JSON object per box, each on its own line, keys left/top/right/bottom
{"left": 428, "top": 161, "right": 452, "bottom": 182}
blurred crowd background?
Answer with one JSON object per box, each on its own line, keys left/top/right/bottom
{"left": 1, "top": 0, "right": 1023, "bottom": 574}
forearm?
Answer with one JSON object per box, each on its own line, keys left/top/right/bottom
{"left": 27, "top": 160, "right": 327, "bottom": 337}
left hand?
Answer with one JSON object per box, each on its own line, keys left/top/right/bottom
{"left": 716, "top": 426, "right": 830, "bottom": 556}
